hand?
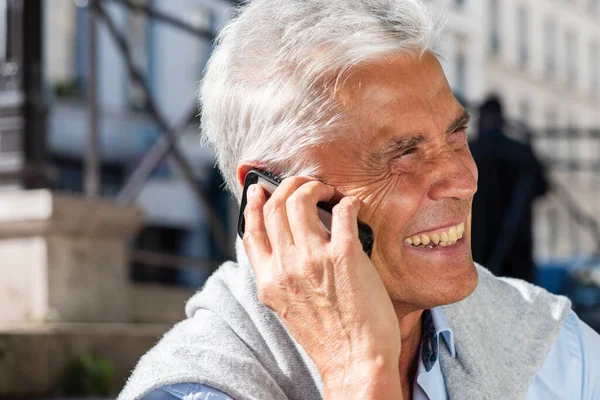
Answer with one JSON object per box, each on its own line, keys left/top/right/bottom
{"left": 243, "top": 176, "right": 402, "bottom": 399}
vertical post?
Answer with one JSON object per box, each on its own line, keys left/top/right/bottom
{"left": 568, "top": 126, "right": 579, "bottom": 255}
{"left": 85, "top": 0, "right": 99, "bottom": 197}
{"left": 21, "top": 0, "right": 47, "bottom": 189}
{"left": 596, "top": 129, "right": 600, "bottom": 217}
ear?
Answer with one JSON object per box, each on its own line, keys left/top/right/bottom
{"left": 236, "top": 163, "right": 259, "bottom": 189}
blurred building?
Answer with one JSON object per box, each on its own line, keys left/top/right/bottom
{"left": 0, "top": 0, "right": 598, "bottom": 290}
{"left": 435, "top": 0, "right": 600, "bottom": 274}
{"left": 0, "top": 0, "right": 41, "bottom": 191}
{"left": 43, "top": 0, "right": 237, "bottom": 287}
{"left": 436, "top": 0, "right": 600, "bottom": 128}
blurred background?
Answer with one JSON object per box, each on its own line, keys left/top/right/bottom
{"left": 0, "top": 0, "right": 598, "bottom": 398}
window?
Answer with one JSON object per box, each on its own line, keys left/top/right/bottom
{"left": 565, "top": 30, "right": 577, "bottom": 89}
{"left": 543, "top": 19, "right": 557, "bottom": 79}
{"left": 131, "top": 226, "right": 187, "bottom": 285}
{"left": 517, "top": 6, "right": 529, "bottom": 68}
{"left": 591, "top": 41, "right": 599, "bottom": 99}
{"left": 489, "top": 0, "right": 501, "bottom": 56}
{"left": 75, "top": 5, "right": 88, "bottom": 95}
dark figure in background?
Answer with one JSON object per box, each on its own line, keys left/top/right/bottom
{"left": 470, "top": 96, "right": 548, "bottom": 282}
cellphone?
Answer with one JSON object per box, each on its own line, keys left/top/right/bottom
{"left": 238, "top": 169, "right": 374, "bottom": 258}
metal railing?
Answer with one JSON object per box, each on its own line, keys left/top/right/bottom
{"left": 88, "top": 0, "right": 239, "bottom": 265}
{"left": 505, "top": 122, "right": 600, "bottom": 267}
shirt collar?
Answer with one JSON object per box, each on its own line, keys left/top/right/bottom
{"left": 429, "top": 307, "right": 456, "bottom": 358}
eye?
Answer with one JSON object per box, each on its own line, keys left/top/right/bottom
{"left": 401, "top": 147, "right": 418, "bottom": 156}
{"left": 391, "top": 146, "right": 419, "bottom": 160}
{"left": 448, "top": 127, "right": 468, "bottom": 148}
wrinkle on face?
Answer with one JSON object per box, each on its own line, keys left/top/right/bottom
{"left": 310, "top": 51, "right": 478, "bottom": 311}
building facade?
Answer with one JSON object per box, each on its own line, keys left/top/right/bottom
{"left": 43, "top": 0, "right": 237, "bottom": 287}
{"left": 16, "top": 0, "right": 600, "bottom": 287}
{"left": 437, "top": 0, "right": 600, "bottom": 128}
{"left": 437, "top": 0, "right": 600, "bottom": 268}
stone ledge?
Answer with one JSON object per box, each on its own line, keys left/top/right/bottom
{"left": 131, "top": 283, "right": 194, "bottom": 324}
{"left": 0, "top": 190, "right": 144, "bottom": 324}
{"left": 0, "top": 323, "right": 171, "bottom": 398}
{"left": 0, "top": 189, "right": 143, "bottom": 239}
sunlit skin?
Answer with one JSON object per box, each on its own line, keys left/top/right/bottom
{"left": 238, "top": 51, "right": 479, "bottom": 399}
{"left": 317, "top": 51, "right": 479, "bottom": 311}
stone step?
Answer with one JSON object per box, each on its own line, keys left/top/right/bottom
{"left": 0, "top": 323, "right": 170, "bottom": 398}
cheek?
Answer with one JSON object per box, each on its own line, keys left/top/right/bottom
{"left": 356, "top": 173, "right": 430, "bottom": 241}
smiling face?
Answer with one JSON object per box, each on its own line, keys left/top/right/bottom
{"left": 313, "top": 51, "right": 479, "bottom": 312}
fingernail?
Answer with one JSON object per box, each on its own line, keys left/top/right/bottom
{"left": 248, "top": 184, "right": 257, "bottom": 199}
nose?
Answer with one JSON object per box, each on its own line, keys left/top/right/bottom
{"left": 427, "top": 150, "right": 478, "bottom": 201}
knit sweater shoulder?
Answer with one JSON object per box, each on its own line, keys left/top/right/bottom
{"left": 119, "top": 243, "right": 571, "bottom": 400}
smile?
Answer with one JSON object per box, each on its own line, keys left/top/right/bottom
{"left": 404, "top": 222, "right": 465, "bottom": 248}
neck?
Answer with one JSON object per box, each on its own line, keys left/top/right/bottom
{"left": 394, "top": 304, "right": 424, "bottom": 399}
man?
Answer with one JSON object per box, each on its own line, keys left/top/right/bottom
{"left": 120, "top": 0, "right": 600, "bottom": 399}
{"left": 470, "top": 96, "right": 548, "bottom": 283}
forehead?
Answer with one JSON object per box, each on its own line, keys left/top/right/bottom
{"left": 335, "top": 52, "right": 460, "bottom": 146}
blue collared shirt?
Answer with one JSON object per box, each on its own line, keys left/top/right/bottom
{"left": 143, "top": 308, "right": 600, "bottom": 400}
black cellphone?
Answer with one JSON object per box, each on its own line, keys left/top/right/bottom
{"left": 238, "top": 169, "right": 374, "bottom": 258}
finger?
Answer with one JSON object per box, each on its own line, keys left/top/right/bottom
{"left": 243, "top": 184, "right": 272, "bottom": 275}
{"left": 286, "top": 180, "right": 335, "bottom": 245}
{"left": 330, "top": 196, "right": 361, "bottom": 246}
{"left": 262, "top": 176, "right": 317, "bottom": 250}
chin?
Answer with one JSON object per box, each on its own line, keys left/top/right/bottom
{"left": 383, "top": 258, "right": 479, "bottom": 312}
{"left": 431, "top": 262, "right": 478, "bottom": 306}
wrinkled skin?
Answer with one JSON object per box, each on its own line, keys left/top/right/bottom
{"left": 238, "top": 51, "right": 479, "bottom": 399}
{"left": 316, "top": 51, "right": 479, "bottom": 313}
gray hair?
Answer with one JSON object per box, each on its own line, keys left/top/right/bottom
{"left": 200, "top": 0, "right": 442, "bottom": 200}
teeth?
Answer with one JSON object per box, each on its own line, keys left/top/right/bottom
{"left": 405, "top": 222, "right": 465, "bottom": 248}
{"left": 448, "top": 226, "right": 458, "bottom": 241}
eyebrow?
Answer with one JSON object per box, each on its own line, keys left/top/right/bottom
{"left": 371, "top": 109, "right": 471, "bottom": 161}
{"left": 447, "top": 110, "right": 471, "bottom": 134}
{"left": 372, "top": 135, "right": 425, "bottom": 161}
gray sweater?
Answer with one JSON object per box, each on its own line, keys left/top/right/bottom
{"left": 119, "top": 240, "right": 571, "bottom": 400}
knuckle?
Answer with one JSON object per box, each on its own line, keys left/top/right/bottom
{"left": 246, "top": 195, "right": 263, "bottom": 210}
{"left": 244, "top": 200, "right": 262, "bottom": 217}
{"left": 332, "top": 202, "right": 352, "bottom": 218}
{"left": 298, "top": 252, "right": 323, "bottom": 274}
{"left": 263, "top": 198, "right": 283, "bottom": 217}
{"left": 256, "top": 286, "right": 271, "bottom": 306}
{"left": 302, "top": 258, "right": 321, "bottom": 276}
{"left": 257, "top": 274, "right": 279, "bottom": 303}
{"left": 242, "top": 230, "right": 259, "bottom": 243}
{"left": 286, "top": 191, "right": 310, "bottom": 211}
{"left": 273, "top": 271, "right": 294, "bottom": 289}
